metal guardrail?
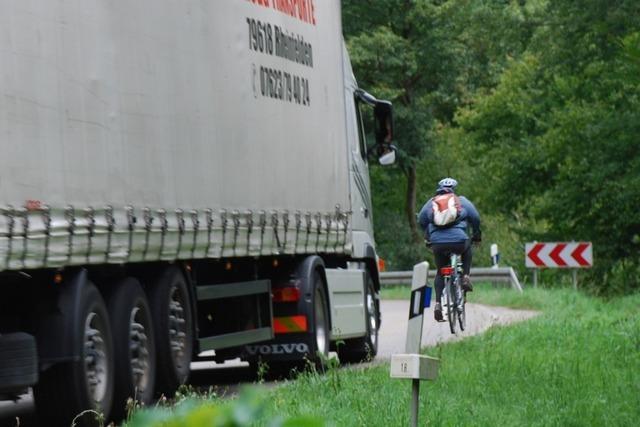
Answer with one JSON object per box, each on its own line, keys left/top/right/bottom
{"left": 380, "top": 267, "right": 523, "bottom": 292}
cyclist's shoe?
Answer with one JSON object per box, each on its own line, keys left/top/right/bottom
{"left": 462, "top": 275, "right": 473, "bottom": 292}
{"left": 434, "top": 302, "right": 444, "bottom": 322}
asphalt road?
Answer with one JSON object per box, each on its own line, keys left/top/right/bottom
{"left": 0, "top": 300, "right": 538, "bottom": 426}
{"left": 377, "top": 300, "right": 539, "bottom": 358}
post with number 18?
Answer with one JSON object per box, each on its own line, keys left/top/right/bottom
{"left": 390, "top": 262, "right": 440, "bottom": 427}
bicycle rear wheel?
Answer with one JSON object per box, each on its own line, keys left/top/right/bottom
{"left": 444, "top": 278, "right": 457, "bottom": 334}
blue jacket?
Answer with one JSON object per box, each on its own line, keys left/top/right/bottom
{"left": 418, "top": 191, "right": 481, "bottom": 244}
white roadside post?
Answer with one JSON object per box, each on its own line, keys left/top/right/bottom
{"left": 490, "top": 243, "right": 500, "bottom": 287}
{"left": 491, "top": 243, "right": 500, "bottom": 268}
{"left": 390, "top": 261, "right": 440, "bottom": 427}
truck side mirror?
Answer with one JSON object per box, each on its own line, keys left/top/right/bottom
{"left": 355, "top": 89, "right": 396, "bottom": 166}
{"left": 374, "top": 101, "right": 393, "bottom": 145}
{"left": 374, "top": 101, "right": 395, "bottom": 166}
{"left": 378, "top": 145, "right": 397, "bottom": 166}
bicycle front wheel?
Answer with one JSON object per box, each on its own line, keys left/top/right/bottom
{"left": 444, "top": 278, "right": 457, "bottom": 334}
{"left": 456, "top": 277, "right": 466, "bottom": 331}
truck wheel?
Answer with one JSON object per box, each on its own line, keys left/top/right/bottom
{"left": 308, "top": 270, "right": 330, "bottom": 367}
{"left": 0, "top": 333, "right": 38, "bottom": 396}
{"left": 34, "top": 281, "right": 114, "bottom": 427}
{"left": 106, "top": 278, "right": 155, "bottom": 421}
{"left": 338, "top": 273, "right": 379, "bottom": 363}
{"left": 147, "top": 266, "right": 193, "bottom": 397}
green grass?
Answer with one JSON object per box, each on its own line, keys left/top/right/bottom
{"left": 379, "top": 284, "right": 413, "bottom": 300}
{"left": 465, "top": 286, "right": 551, "bottom": 310}
{"left": 259, "top": 289, "right": 640, "bottom": 426}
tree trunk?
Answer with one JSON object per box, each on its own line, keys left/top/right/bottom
{"left": 405, "top": 164, "right": 421, "bottom": 243}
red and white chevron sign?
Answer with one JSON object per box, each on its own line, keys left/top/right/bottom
{"left": 525, "top": 242, "right": 593, "bottom": 268}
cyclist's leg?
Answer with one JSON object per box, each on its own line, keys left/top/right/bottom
{"left": 431, "top": 244, "right": 449, "bottom": 321}
{"left": 432, "top": 245, "right": 449, "bottom": 303}
{"left": 461, "top": 239, "right": 472, "bottom": 275}
{"left": 461, "top": 239, "right": 473, "bottom": 291}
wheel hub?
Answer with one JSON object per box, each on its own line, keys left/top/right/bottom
{"left": 314, "top": 288, "right": 327, "bottom": 356}
{"left": 84, "top": 312, "right": 108, "bottom": 404}
{"left": 130, "top": 306, "right": 151, "bottom": 393}
{"left": 168, "top": 287, "right": 187, "bottom": 370}
{"left": 366, "top": 292, "right": 378, "bottom": 347}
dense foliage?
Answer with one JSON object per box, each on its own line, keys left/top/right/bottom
{"left": 344, "top": 0, "right": 640, "bottom": 293}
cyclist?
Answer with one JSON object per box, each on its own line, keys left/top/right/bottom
{"left": 418, "top": 178, "right": 481, "bottom": 321}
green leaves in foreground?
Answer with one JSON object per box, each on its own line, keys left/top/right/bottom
{"left": 126, "top": 388, "right": 326, "bottom": 427}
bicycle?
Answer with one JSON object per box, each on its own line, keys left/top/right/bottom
{"left": 440, "top": 253, "right": 466, "bottom": 334}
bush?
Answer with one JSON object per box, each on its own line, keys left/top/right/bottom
{"left": 125, "top": 388, "right": 326, "bottom": 427}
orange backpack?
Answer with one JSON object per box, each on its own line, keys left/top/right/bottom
{"left": 432, "top": 193, "right": 461, "bottom": 227}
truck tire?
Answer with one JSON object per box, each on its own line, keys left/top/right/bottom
{"left": 0, "top": 333, "right": 38, "bottom": 395}
{"left": 338, "top": 272, "right": 379, "bottom": 363}
{"left": 147, "top": 266, "right": 193, "bottom": 397}
{"left": 253, "top": 257, "right": 330, "bottom": 375}
{"left": 34, "top": 281, "right": 114, "bottom": 427}
{"left": 106, "top": 278, "right": 156, "bottom": 421}
{"left": 307, "top": 269, "right": 330, "bottom": 368}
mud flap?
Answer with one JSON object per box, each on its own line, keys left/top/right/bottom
{"left": 35, "top": 269, "right": 89, "bottom": 368}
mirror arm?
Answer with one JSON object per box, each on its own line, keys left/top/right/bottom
{"left": 355, "top": 88, "right": 378, "bottom": 106}
{"left": 366, "top": 142, "right": 380, "bottom": 161}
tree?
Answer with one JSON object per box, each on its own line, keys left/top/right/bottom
{"left": 343, "top": 1, "right": 460, "bottom": 241}
{"left": 343, "top": 0, "right": 538, "bottom": 241}
{"left": 454, "top": 0, "right": 640, "bottom": 293}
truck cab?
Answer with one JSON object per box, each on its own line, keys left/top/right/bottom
{"left": 343, "top": 43, "right": 396, "bottom": 259}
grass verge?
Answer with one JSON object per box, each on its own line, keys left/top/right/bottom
{"left": 260, "top": 289, "right": 639, "bottom": 426}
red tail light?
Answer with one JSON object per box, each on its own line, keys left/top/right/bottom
{"left": 439, "top": 266, "right": 454, "bottom": 275}
{"left": 272, "top": 287, "right": 301, "bottom": 303}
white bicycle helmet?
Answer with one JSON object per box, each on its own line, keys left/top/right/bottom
{"left": 437, "top": 177, "right": 458, "bottom": 191}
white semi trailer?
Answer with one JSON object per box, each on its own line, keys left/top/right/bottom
{"left": 0, "top": 1, "right": 396, "bottom": 424}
